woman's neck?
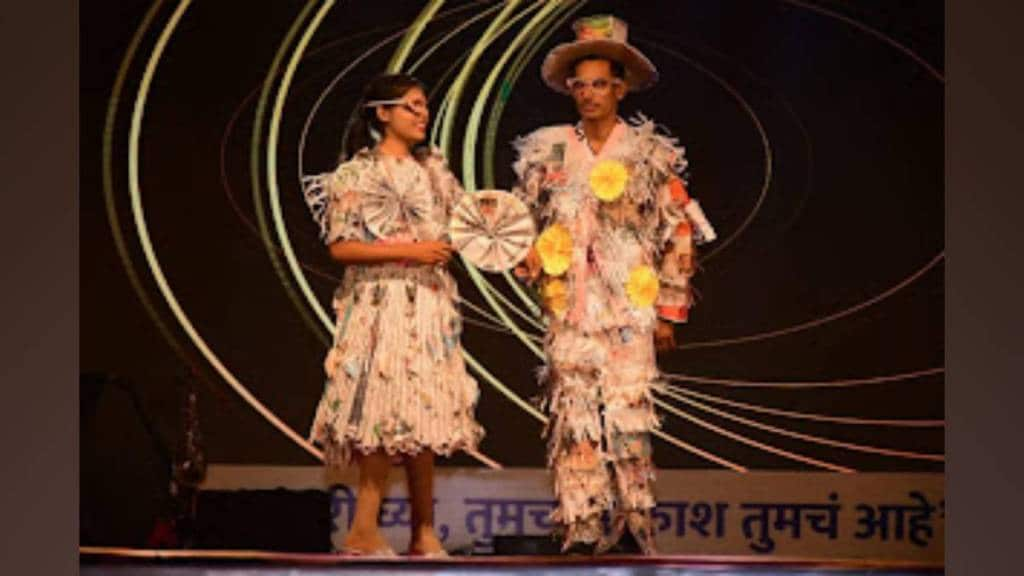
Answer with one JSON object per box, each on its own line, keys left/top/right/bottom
{"left": 376, "top": 135, "right": 412, "bottom": 158}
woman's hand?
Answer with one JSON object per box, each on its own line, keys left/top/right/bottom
{"left": 405, "top": 240, "right": 454, "bottom": 265}
{"left": 654, "top": 319, "right": 677, "bottom": 351}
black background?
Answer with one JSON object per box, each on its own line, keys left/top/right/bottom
{"left": 80, "top": 0, "right": 944, "bottom": 545}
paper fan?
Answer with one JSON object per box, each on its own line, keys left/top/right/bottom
{"left": 449, "top": 190, "right": 536, "bottom": 272}
{"left": 361, "top": 178, "right": 434, "bottom": 239}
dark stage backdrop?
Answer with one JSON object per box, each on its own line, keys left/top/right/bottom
{"left": 82, "top": 0, "right": 943, "bottom": 501}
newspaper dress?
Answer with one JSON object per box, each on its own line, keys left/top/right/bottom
{"left": 302, "top": 147, "right": 485, "bottom": 466}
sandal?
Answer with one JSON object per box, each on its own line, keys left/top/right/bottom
{"left": 339, "top": 545, "right": 398, "bottom": 558}
{"left": 406, "top": 548, "right": 450, "bottom": 558}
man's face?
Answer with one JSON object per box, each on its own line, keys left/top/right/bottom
{"left": 568, "top": 58, "right": 626, "bottom": 122}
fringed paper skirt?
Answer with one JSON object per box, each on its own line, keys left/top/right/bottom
{"left": 310, "top": 264, "right": 484, "bottom": 467}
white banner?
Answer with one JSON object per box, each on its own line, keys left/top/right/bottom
{"left": 202, "top": 465, "right": 943, "bottom": 561}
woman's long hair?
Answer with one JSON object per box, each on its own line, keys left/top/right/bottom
{"left": 341, "top": 73, "right": 427, "bottom": 161}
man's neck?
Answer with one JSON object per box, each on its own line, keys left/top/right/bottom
{"left": 580, "top": 115, "right": 620, "bottom": 154}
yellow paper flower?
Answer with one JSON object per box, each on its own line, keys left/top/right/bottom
{"left": 535, "top": 223, "right": 573, "bottom": 276}
{"left": 543, "top": 278, "right": 569, "bottom": 317}
{"left": 589, "top": 159, "right": 629, "bottom": 202}
{"left": 626, "top": 265, "right": 660, "bottom": 308}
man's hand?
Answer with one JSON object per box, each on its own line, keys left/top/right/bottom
{"left": 654, "top": 319, "right": 676, "bottom": 352}
{"left": 514, "top": 246, "right": 542, "bottom": 282}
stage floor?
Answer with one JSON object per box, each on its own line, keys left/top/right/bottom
{"left": 80, "top": 547, "right": 943, "bottom": 575}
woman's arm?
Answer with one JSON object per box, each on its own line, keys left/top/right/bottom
{"left": 329, "top": 239, "right": 453, "bottom": 266}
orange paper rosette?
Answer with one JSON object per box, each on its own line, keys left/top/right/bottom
{"left": 542, "top": 278, "right": 569, "bottom": 318}
{"left": 626, "top": 264, "right": 660, "bottom": 308}
{"left": 535, "top": 223, "right": 573, "bottom": 276}
{"left": 589, "top": 159, "right": 629, "bottom": 202}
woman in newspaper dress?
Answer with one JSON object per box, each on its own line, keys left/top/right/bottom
{"left": 302, "top": 73, "right": 483, "bottom": 557}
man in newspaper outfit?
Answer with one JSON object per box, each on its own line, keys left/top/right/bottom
{"left": 512, "top": 14, "right": 717, "bottom": 554}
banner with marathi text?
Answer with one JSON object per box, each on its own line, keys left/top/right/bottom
{"left": 203, "top": 465, "right": 943, "bottom": 562}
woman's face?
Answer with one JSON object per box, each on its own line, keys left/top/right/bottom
{"left": 377, "top": 86, "right": 429, "bottom": 145}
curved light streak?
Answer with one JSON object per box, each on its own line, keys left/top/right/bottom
{"left": 103, "top": 0, "right": 196, "bottom": 368}
{"left": 663, "top": 367, "right": 945, "bottom": 389}
{"left": 298, "top": 2, "right": 491, "bottom": 182}
{"left": 127, "top": 0, "right": 325, "bottom": 459}
{"left": 654, "top": 398, "right": 854, "bottom": 473}
{"left": 460, "top": 0, "right": 560, "bottom": 190}
{"left": 460, "top": 0, "right": 570, "bottom": 321}
{"left": 478, "top": 273, "right": 546, "bottom": 332}
{"left": 635, "top": 36, "right": 773, "bottom": 264}
{"left": 677, "top": 253, "right": 944, "bottom": 350}
{"left": 407, "top": 3, "right": 506, "bottom": 73}
{"left": 249, "top": 0, "right": 330, "bottom": 345}
{"left": 386, "top": 0, "right": 446, "bottom": 72}
{"left": 781, "top": 0, "right": 944, "bottom": 82}
{"left": 438, "top": 0, "right": 523, "bottom": 154}
{"left": 483, "top": 2, "right": 581, "bottom": 318}
{"left": 432, "top": 0, "right": 548, "bottom": 360}
{"left": 652, "top": 429, "right": 748, "bottom": 472}
{"left": 219, "top": 63, "right": 342, "bottom": 287}
{"left": 266, "top": 0, "right": 339, "bottom": 331}
{"left": 657, "top": 387, "right": 944, "bottom": 462}
{"left": 666, "top": 385, "right": 944, "bottom": 427}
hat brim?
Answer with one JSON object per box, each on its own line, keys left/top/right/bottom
{"left": 541, "top": 39, "right": 658, "bottom": 94}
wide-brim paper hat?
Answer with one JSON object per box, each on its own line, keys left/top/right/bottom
{"left": 541, "top": 14, "right": 658, "bottom": 95}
